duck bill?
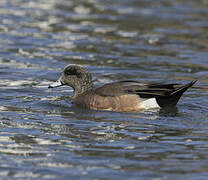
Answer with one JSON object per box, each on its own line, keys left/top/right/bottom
{"left": 48, "top": 78, "right": 64, "bottom": 88}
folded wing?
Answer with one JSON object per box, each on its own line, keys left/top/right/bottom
{"left": 95, "top": 80, "right": 197, "bottom": 107}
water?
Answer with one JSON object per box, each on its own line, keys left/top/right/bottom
{"left": 0, "top": 0, "right": 208, "bottom": 179}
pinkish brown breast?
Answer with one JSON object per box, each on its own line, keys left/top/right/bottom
{"left": 73, "top": 91, "right": 144, "bottom": 112}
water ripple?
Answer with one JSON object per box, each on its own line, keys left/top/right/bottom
{"left": 0, "top": 0, "right": 207, "bottom": 179}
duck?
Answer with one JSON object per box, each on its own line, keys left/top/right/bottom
{"left": 48, "top": 64, "right": 197, "bottom": 112}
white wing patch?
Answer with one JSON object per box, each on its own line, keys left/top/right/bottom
{"left": 139, "top": 98, "right": 160, "bottom": 109}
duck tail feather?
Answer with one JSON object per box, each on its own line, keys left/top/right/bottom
{"left": 156, "top": 80, "right": 197, "bottom": 107}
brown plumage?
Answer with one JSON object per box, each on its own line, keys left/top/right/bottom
{"left": 48, "top": 64, "right": 197, "bottom": 112}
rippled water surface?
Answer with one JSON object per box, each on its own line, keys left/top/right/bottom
{"left": 0, "top": 0, "right": 208, "bottom": 179}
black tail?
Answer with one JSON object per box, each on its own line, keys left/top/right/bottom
{"left": 156, "top": 80, "right": 197, "bottom": 107}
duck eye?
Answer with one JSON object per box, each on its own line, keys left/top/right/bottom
{"left": 65, "top": 68, "right": 82, "bottom": 78}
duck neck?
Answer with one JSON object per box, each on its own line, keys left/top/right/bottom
{"left": 73, "top": 82, "right": 94, "bottom": 97}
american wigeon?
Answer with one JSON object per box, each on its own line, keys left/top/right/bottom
{"left": 48, "top": 64, "right": 197, "bottom": 112}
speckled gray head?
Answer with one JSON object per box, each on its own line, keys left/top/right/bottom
{"left": 48, "top": 64, "right": 93, "bottom": 97}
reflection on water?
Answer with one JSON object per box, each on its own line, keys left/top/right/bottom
{"left": 0, "top": 0, "right": 208, "bottom": 179}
